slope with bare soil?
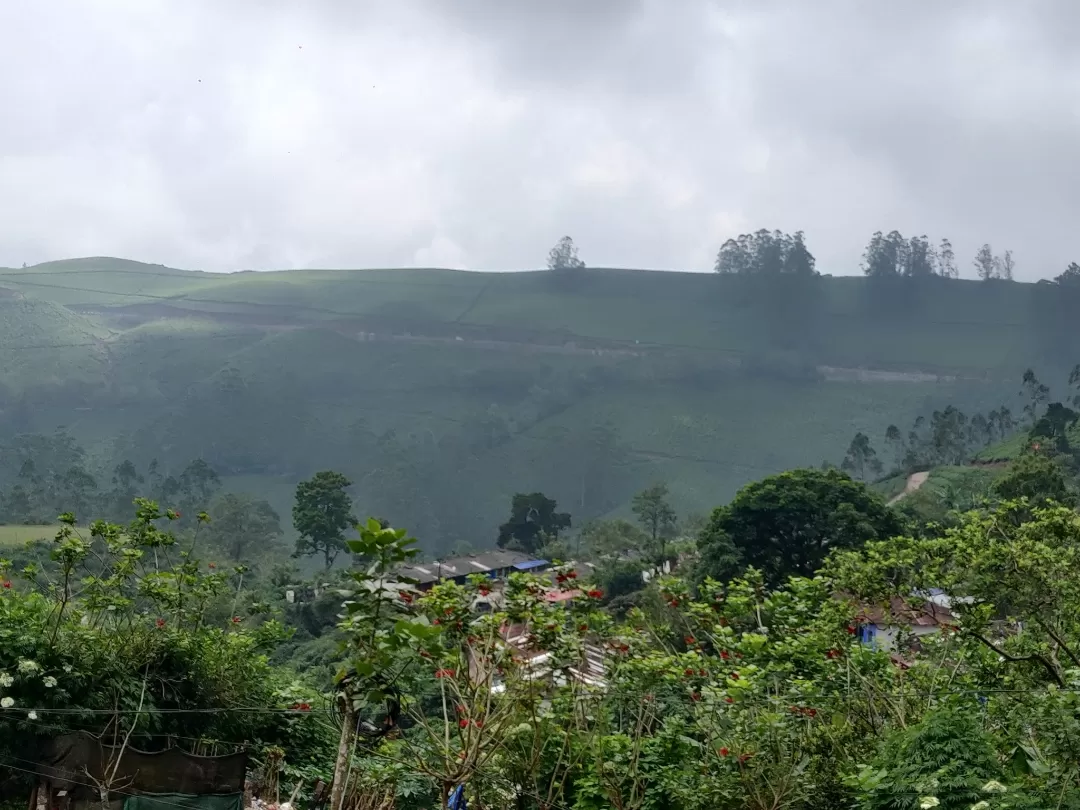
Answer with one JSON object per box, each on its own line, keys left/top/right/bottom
{"left": 888, "top": 471, "right": 931, "bottom": 505}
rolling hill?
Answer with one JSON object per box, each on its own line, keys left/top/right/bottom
{"left": 0, "top": 257, "right": 1073, "bottom": 554}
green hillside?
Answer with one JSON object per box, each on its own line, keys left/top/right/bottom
{"left": 0, "top": 257, "right": 1075, "bottom": 554}
{"left": 0, "top": 296, "right": 108, "bottom": 389}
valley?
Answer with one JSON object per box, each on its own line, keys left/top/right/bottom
{"left": 0, "top": 258, "right": 1070, "bottom": 554}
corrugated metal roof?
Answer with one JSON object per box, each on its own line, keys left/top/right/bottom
{"left": 394, "top": 551, "right": 546, "bottom": 586}
{"left": 513, "top": 559, "right": 550, "bottom": 570}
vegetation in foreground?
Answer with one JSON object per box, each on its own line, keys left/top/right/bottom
{"left": 3, "top": 395, "right": 1080, "bottom": 808}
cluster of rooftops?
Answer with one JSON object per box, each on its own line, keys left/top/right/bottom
{"left": 395, "top": 550, "right": 552, "bottom": 589}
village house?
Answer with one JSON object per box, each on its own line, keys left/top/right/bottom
{"left": 395, "top": 551, "right": 550, "bottom": 592}
{"left": 852, "top": 591, "right": 961, "bottom": 652}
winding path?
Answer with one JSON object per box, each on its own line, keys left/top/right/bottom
{"left": 888, "top": 470, "right": 930, "bottom": 505}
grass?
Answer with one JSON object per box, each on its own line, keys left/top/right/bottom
{"left": 870, "top": 473, "right": 910, "bottom": 501}
{"left": 0, "top": 298, "right": 107, "bottom": 387}
{"left": 923, "top": 465, "right": 1003, "bottom": 497}
{"left": 974, "top": 420, "right": 1080, "bottom": 462}
{"left": 402, "top": 376, "right": 1006, "bottom": 531}
{"left": 0, "top": 525, "right": 63, "bottom": 548}
{"left": 0, "top": 258, "right": 1069, "bottom": 374}
{"left": 2, "top": 256, "right": 1073, "bottom": 553}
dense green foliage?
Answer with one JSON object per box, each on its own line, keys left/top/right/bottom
{"left": 5, "top": 401, "right": 1080, "bottom": 807}
{"left": 0, "top": 503, "right": 327, "bottom": 799}
{"left": 313, "top": 491, "right": 1080, "bottom": 809}
{"left": 698, "top": 468, "right": 904, "bottom": 584}
{"left": 497, "top": 492, "right": 571, "bottom": 554}
{"left": 293, "top": 471, "right": 355, "bottom": 569}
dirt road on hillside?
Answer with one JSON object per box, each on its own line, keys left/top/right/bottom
{"left": 888, "top": 471, "right": 930, "bottom": 505}
{"left": 83, "top": 302, "right": 975, "bottom": 382}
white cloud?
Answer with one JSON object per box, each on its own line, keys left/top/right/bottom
{"left": 1, "top": 0, "right": 1078, "bottom": 279}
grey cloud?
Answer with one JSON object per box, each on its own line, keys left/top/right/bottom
{"left": 414, "top": 0, "right": 714, "bottom": 98}
{"left": 1, "top": 1, "right": 1079, "bottom": 279}
{"left": 729, "top": 1, "right": 1080, "bottom": 277}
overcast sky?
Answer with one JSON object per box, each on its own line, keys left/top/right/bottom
{"left": 1, "top": 1, "right": 1077, "bottom": 279}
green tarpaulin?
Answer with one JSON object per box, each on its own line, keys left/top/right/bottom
{"left": 123, "top": 794, "right": 242, "bottom": 810}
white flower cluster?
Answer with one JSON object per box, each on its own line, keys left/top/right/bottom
{"left": 0, "top": 661, "right": 61, "bottom": 718}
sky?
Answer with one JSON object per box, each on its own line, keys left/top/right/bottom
{"left": 1, "top": 0, "right": 1078, "bottom": 279}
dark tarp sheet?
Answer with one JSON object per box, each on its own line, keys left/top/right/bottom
{"left": 124, "top": 794, "right": 243, "bottom": 810}
{"left": 35, "top": 732, "right": 247, "bottom": 799}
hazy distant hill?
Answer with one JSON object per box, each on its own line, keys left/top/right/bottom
{"left": 0, "top": 257, "right": 1072, "bottom": 553}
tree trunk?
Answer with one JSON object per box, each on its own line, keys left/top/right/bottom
{"left": 329, "top": 694, "right": 355, "bottom": 810}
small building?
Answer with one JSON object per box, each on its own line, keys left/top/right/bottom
{"left": 494, "top": 623, "right": 608, "bottom": 691}
{"left": 395, "top": 551, "right": 548, "bottom": 592}
{"left": 853, "top": 595, "right": 958, "bottom": 652}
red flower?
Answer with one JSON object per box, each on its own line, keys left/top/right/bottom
{"left": 691, "top": 692, "right": 701, "bottom": 702}
{"left": 619, "top": 643, "right": 629, "bottom": 652}
{"left": 684, "top": 635, "right": 696, "bottom": 645}
{"left": 578, "top": 624, "right": 588, "bottom": 633}
{"left": 400, "top": 592, "right": 414, "bottom": 603}
{"left": 444, "top": 607, "right": 454, "bottom": 615}
{"left": 724, "top": 696, "right": 734, "bottom": 704}
{"left": 433, "top": 619, "right": 441, "bottom": 625}
{"left": 478, "top": 588, "right": 490, "bottom": 596}
{"left": 459, "top": 719, "right": 469, "bottom": 728}
{"left": 807, "top": 708, "right": 817, "bottom": 718}
{"left": 846, "top": 625, "right": 856, "bottom": 634}
{"left": 720, "top": 650, "right": 730, "bottom": 660}
{"left": 684, "top": 668, "right": 695, "bottom": 677}
{"left": 826, "top": 649, "right": 840, "bottom": 659}
{"left": 473, "top": 719, "right": 484, "bottom": 728}
{"left": 587, "top": 589, "right": 603, "bottom": 599}
{"left": 434, "top": 668, "right": 456, "bottom": 679}
{"left": 718, "top": 747, "right": 729, "bottom": 757}
{"left": 730, "top": 672, "right": 739, "bottom": 680}
{"left": 555, "top": 573, "right": 567, "bottom": 583}
{"left": 155, "top": 618, "right": 166, "bottom": 628}
{"left": 567, "top": 570, "right": 577, "bottom": 579}
{"left": 1, "top": 581, "right": 10, "bottom": 589}
{"left": 231, "top": 616, "right": 241, "bottom": 624}
{"left": 298, "top": 702, "right": 311, "bottom": 712}
{"left": 668, "top": 598, "right": 680, "bottom": 607}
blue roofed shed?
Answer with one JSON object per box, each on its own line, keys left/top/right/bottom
{"left": 513, "top": 559, "right": 550, "bottom": 572}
